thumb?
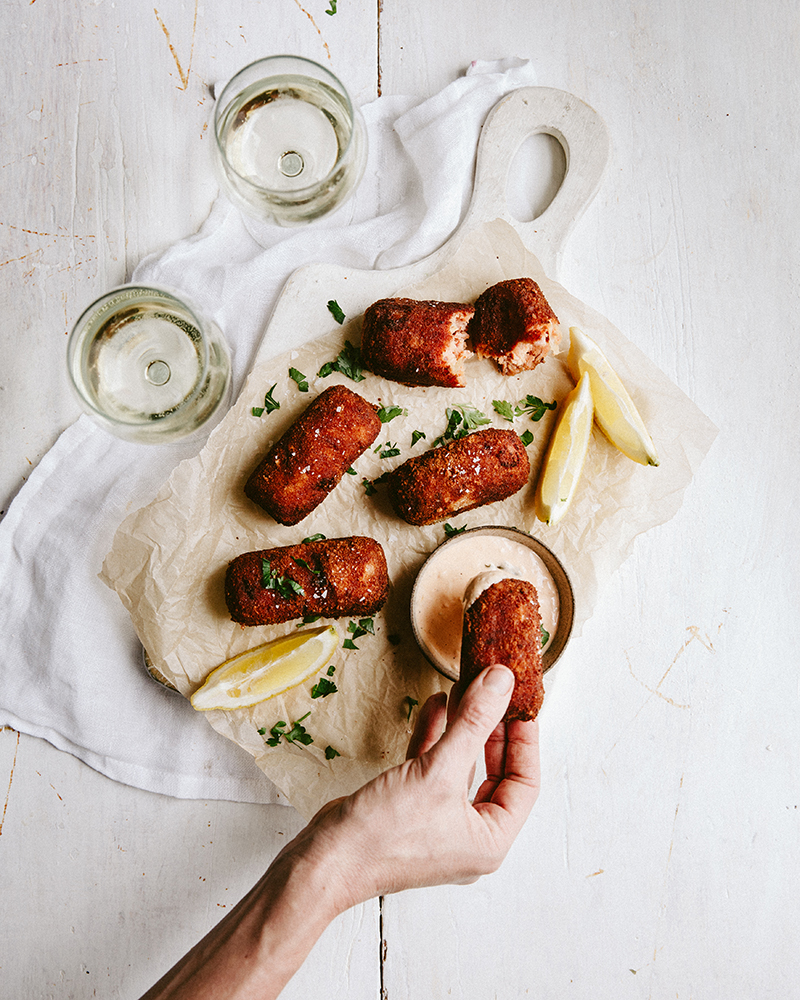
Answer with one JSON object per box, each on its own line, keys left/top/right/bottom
{"left": 429, "top": 665, "right": 514, "bottom": 774}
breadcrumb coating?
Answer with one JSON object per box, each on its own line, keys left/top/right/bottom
{"left": 361, "top": 297, "right": 475, "bottom": 387}
{"left": 386, "top": 428, "right": 530, "bottom": 526}
{"left": 461, "top": 577, "right": 544, "bottom": 722}
{"left": 245, "top": 385, "right": 381, "bottom": 526}
{"left": 470, "top": 277, "right": 560, "bottom": 375}
{"left": 225, "top": 536, "right": 389, "bottom": 626}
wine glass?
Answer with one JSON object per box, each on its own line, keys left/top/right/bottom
{"left": 213, "top": 55, "right": 367, "bottom": 226}
{"left": 67, "top": 285, "right": 231, "bottom": 444}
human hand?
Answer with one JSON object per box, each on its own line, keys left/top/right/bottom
{"left": 290, "top": 664, "right": 540, "bottom": 910}
{"left": 139, "top": 665, "right": 539, "bottom": 1000}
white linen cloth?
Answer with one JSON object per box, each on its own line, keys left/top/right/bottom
{"left": 0, "top": 58, "right": 538, "bottom": 804}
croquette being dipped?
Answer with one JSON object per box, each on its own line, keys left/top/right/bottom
{"left": 386, "top": 428, "right": 530, "bottom": 526}
{"left": 245, "top": 384, "right": 381, "bottom": 526}
{"left": 460, "top": 576, "right": 544, "bottom": 722}
{"left": 470, "top": 277, "right": 560, "bottom": 375}
{"left": 225, "top": 536, "right": 389, "bottom": 626}
{"left": 361, "top": 297, "right": 475, "bottom": 387}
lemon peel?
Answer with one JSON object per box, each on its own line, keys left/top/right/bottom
{"left": 191, "top": 624, "right": 339, "bottom": 712}
{"left": 534, "top": 371, "right": 594, "bottom": 526}
{"left": 566, "top": 326, "right": 659, "bottom": 466}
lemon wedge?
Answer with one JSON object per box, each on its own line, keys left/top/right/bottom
{"left": 534, "top": 371, "right": 594, "bottom": 525}
{"left": 191, "top": 625, "right": 339, "bottom": 712}
{"left": 566, "top": 326, "right": 659, "bottom": 466}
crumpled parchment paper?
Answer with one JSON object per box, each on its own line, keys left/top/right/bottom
{"left": 101, "top": 221, "right": 718, "bottom": 820}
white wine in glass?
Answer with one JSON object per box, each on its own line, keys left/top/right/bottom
{"left": 214, "top": 55, "right": 367, "bottom": 226}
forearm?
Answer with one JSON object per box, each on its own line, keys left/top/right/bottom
{"left": 140, "top": 841, "right": 345, "bottom": 1000}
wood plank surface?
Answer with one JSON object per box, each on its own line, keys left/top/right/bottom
{"left": 2, "top": 1, "right": 799, "bottom": 998}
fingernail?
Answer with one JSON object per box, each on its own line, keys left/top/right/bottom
{"left": 483, "top": 665, "right": 514, "bottom": 694}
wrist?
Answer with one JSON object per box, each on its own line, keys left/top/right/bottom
{"left": 251, "top": 822, "right": 356, "bottom": 978}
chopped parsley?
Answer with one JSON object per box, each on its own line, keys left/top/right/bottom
{"left": 493, "top": 395, "right": 557, "bottom": 423}
{"left": 311, "top": 676, "right": 338, "bottom": 699}
{"left": 262, "top": 384, "right": 280, "bottom": 412}
{"left": 518, "top": 395, "right": 557, "bottom": 422}
{"left": 520, "top": 429, "right": 534, "bottom": 447}
{"left": 444, "top": 522, "right": 467, "bottom": 538}
{"left": 377, "top": 405, "right": 406, "bottom": 423}
{"left": 343, "top": 617, "right": 374, "bottom": 650}
{"left": 362, "top": 478, "right": 377, "bottom": 496}
{"left": 411, "top": 429, "right": 426, "bottom": 447}
{"left": 433, "top": 405, "right": 490, "bottom": 446}
{"left": 261, "top": 558, "right": 304, "bottom": 600}
{"left": 325, "top": 0, "right": 337, "bottom": 13}
{"left": 541, "top": 625, "right": 550, "bottom": 648}
{"left": 403, "top": 696, "right": 419, "bottom": 721}
{"left": 327, "top": 299, "right": 345, "bottom": 323}
{"left": 302, "top": 533, "right": 327, "bottom": 543}
{"left": 261, "top": 713, "right": 314, "bottom": 747}
{"left": 289, "top": 367, "right": 309, "bottom": 392}
{"left": 293, "top": 557, "right": 324, "bottom": 579}
{"left": 376, "top": 441, "right": 401, "bottom": 459}
{"left": 317, "top": 340, "right": 365, "bottom": 382}
{"left": 296, "top": 614, "right": 322, "bottom": 627}
{"left": 492, "top": 399, "right": 516, "bottom": 422}
{"left": 325, "top": 745, "right": 341, "bottom": 759}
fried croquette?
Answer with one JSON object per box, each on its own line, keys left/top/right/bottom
{"left": 461, "top": 577, "right": 544, "bottom": 721}
{"left": 361, "top": 297, "right": 475, "bottom": 387}
{"left": 224, "top": 536, "right": 389, "bottom": 626}
{"left": 245, "top": 385, "right": 381, "bottom": 525}
{"left": 386, "top": 428, "right": 530, "bottom": 526}
{"left": 470, "top": 277, "right": 560, "bottom": 375}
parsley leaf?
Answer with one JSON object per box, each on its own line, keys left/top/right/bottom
{"left": 296, "top": 614, "right": 322, "bottom": 628}
{"left": 411, "top": 429, "right": 426, "bottom": 447}
{"left": 317, "top": 340, "right": 365, "bottom": 382}
{"left": 444, "top": 522, "right": 467, "bottom": 538}
{"left": 378, "top": 441, "right": 401, "bottom": 459}
{"left": 377, "top": 405, "right": 406, "bottom": 423}
{"left": 261, "top": 558, "right": 305, "bottom": 600}
{"left": 325, "top": 0, "right": 337, "bottom": 13}
{"left": 289, "top": 367, "right": 309, "bottom": 392}
{"left": 263, "top": 384, "right": 280, "bottom": 413}
{"left": 403, "top": 696, "right": 419, "bottom": 721}
{"left": 284, "top": 712, "right": 314, "bottom": 745}
{"left": 520, "top": 429, "right": 534, "bottom": 447}
{"left": 434, "top": 405, "right": 490, "bottom": 446}
{"left": 251, "top": 406, "right": 264, "bottom": 417}
{"left": 311, "top": 676, "right": 338, "bottom": 699}
{"left": 362, "top": 478, "right": 377, "bottom": 496}
{"left": 263, "top": 721, "right": 287, "bottom": 746}
{"left": 302, "top": 533, "right": 327, "bottom": 543}
{"left": 263, "top": 715, "right": 315, "bottom": 747}
{"left": 492, "top": 399, "right": 516, "bottom": 422}
{"left": 327, "top": 299, "right": 345, "bottom": 324}
{"left": 325, "top": 745, "right": 341, "bottom": 759}
{"left": 518, "top": 395, "right": 557, "bottom": 422}
{"left": 541, "top": 625, "right": 550, "bottom": 648}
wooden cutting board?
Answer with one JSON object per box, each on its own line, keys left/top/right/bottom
{"left": 252, "top": 86, "right": 610, "bottom": 368}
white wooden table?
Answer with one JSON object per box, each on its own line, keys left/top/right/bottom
{"left": 2, "top": 2, "right": 798, "bottom": 997}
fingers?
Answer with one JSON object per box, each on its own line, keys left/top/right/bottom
{"left": 475, "top": 719, "right": 540, "bottom": 831}
{"left": 428, "top": 666, "right": 514, "bottom": 778}
{"left": 406, "top": 691, "right": 448, "bottom": 760}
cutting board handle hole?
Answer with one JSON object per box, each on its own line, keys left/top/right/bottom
{"left": 505, "top": 132, "right": 566, "bottom": 223}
